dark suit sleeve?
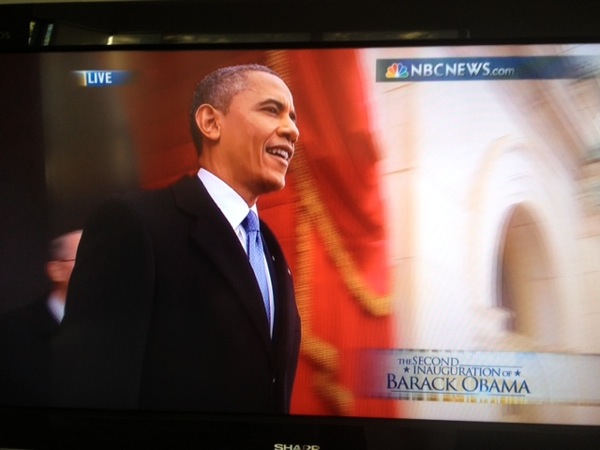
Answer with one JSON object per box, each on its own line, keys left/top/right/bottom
{"left": 52, "top": 197, "right": 155, "bottom": 409}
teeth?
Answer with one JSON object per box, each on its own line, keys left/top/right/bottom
{"left": 267, "top": 147, "right": 290, "bottom": 161}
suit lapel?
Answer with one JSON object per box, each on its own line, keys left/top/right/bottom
{"left": 171, "top": 176, "right": 273, "bottom": 348}
{"left": 262, "top": 224, "right": 296, "bottom": 357}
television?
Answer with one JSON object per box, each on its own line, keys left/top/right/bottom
{"left": 1, "top": 2, "right": 600, "bottom": 449}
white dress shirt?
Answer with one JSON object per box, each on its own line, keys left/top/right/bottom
{"left": 47, "top": 293, "right": 65, "bottom": 323}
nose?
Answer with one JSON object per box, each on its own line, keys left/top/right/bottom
{"left": 278, "top": 116, "right": 299, "bottom": 144}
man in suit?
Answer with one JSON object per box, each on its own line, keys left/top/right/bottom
{"left": 0, "top": 230, "right": 81, "bottom": 406}
{"left": 53, "top": 64, "right": 301, "bottom": 413}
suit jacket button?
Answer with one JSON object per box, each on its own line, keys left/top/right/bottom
{"left": 272, "top": 377, "right": 276, "bottom": 384}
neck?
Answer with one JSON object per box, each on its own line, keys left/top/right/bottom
{"left": 199, "top": 163, "right": 258, "bottom": 207}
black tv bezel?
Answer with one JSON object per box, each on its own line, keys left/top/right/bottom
{"left": 3, "top": 0, "right": 600, "bottom": 51}
{"left": 2, "top": 406, "right": 600, "bottom": 449}
{"left": 2, "top": 2, "right": 600, "bottom": 449}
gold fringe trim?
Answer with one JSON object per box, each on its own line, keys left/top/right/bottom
{"left": 293, "top": 149, "right": 392, "bottom": 317}
{"left": 266, "top": 50, "right": 391, "bottom": 317}
{"left": 296, "top": 195, "right": 353, "bottom": 415}
{"left": 314, "top": 373, "right": 354, "bottom": 417}
{"left": 266, "top": 49, "right": 391, "bottom": 415}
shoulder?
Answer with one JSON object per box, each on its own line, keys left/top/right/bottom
{"left": 109, "top": 176, "right": 204, "bottom": 217}
{"left": 0, "top": 298, "right": 56, "bottom": 337}
{"left": 84, "top": 177, "right": 194, "bottom": 229}
{"left": 76, "top": 176, "right": 206, "bottom": 258}
{"left": 1, "top": 297, "right": 49, "bottom": 321}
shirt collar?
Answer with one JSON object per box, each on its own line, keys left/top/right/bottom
{"left": 198, "top": 168, "right": 258, "bottom": 230}
{"left": 47, "top": 293, "right": 65, "bottom": 323}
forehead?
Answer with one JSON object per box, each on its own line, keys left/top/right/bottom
{"left": 234, "top": 71, "right": 294, "bottom": 106}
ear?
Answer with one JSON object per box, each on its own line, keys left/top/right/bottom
{"left": 195, "top": 104, "right": 222, "bottom": 143}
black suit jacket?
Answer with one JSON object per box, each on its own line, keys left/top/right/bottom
{"left": 53, "top": 176, "right": 300, "bottom": 413}
{"left": 0, "top": 297, "right": 59, "bottom": 407}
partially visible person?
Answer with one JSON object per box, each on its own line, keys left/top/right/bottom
{"left": 0, "top": 229, "right": 82, "bottom": 406}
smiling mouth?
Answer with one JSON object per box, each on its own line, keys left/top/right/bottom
{"left": 266, "top": 146, "right": 293, "bottom": 162}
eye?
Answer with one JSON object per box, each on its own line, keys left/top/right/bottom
{"left": 263, "top": 106, "right": 279, "bottom": 115}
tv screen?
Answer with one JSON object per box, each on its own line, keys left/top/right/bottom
{"left": 1, "top": 41, "right": 600, "bottom": 448}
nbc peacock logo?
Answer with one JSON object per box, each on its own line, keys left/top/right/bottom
{"left": 385, "top": 62, "right": 409, "bottom": 79}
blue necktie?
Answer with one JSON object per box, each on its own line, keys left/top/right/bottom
{"left": 242, "top": 211, "right": 271, "bottom": 325}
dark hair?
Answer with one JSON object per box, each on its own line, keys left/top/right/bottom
{"left": 189, "top": 64, "right": 280, "bottom": 156}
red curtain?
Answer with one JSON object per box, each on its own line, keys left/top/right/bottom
{"left": 260, "top": 49, "right": 396, "bottom": 417}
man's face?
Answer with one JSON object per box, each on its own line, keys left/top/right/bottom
{"left": 214, "top": 71, "right": 299, "bottom": 204}
{"left": 47, "top": 230, "right": 82, "bottom": 298}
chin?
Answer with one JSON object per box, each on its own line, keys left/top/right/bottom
{"left": 260, "top": 174, "right": 287, "bottom": 194}
{"left": 267, "top": 181, "right": 286, "bottom": 193}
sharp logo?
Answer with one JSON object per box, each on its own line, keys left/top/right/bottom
{"left": 274, "top": 445, "right": 320, "bottom": 450}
